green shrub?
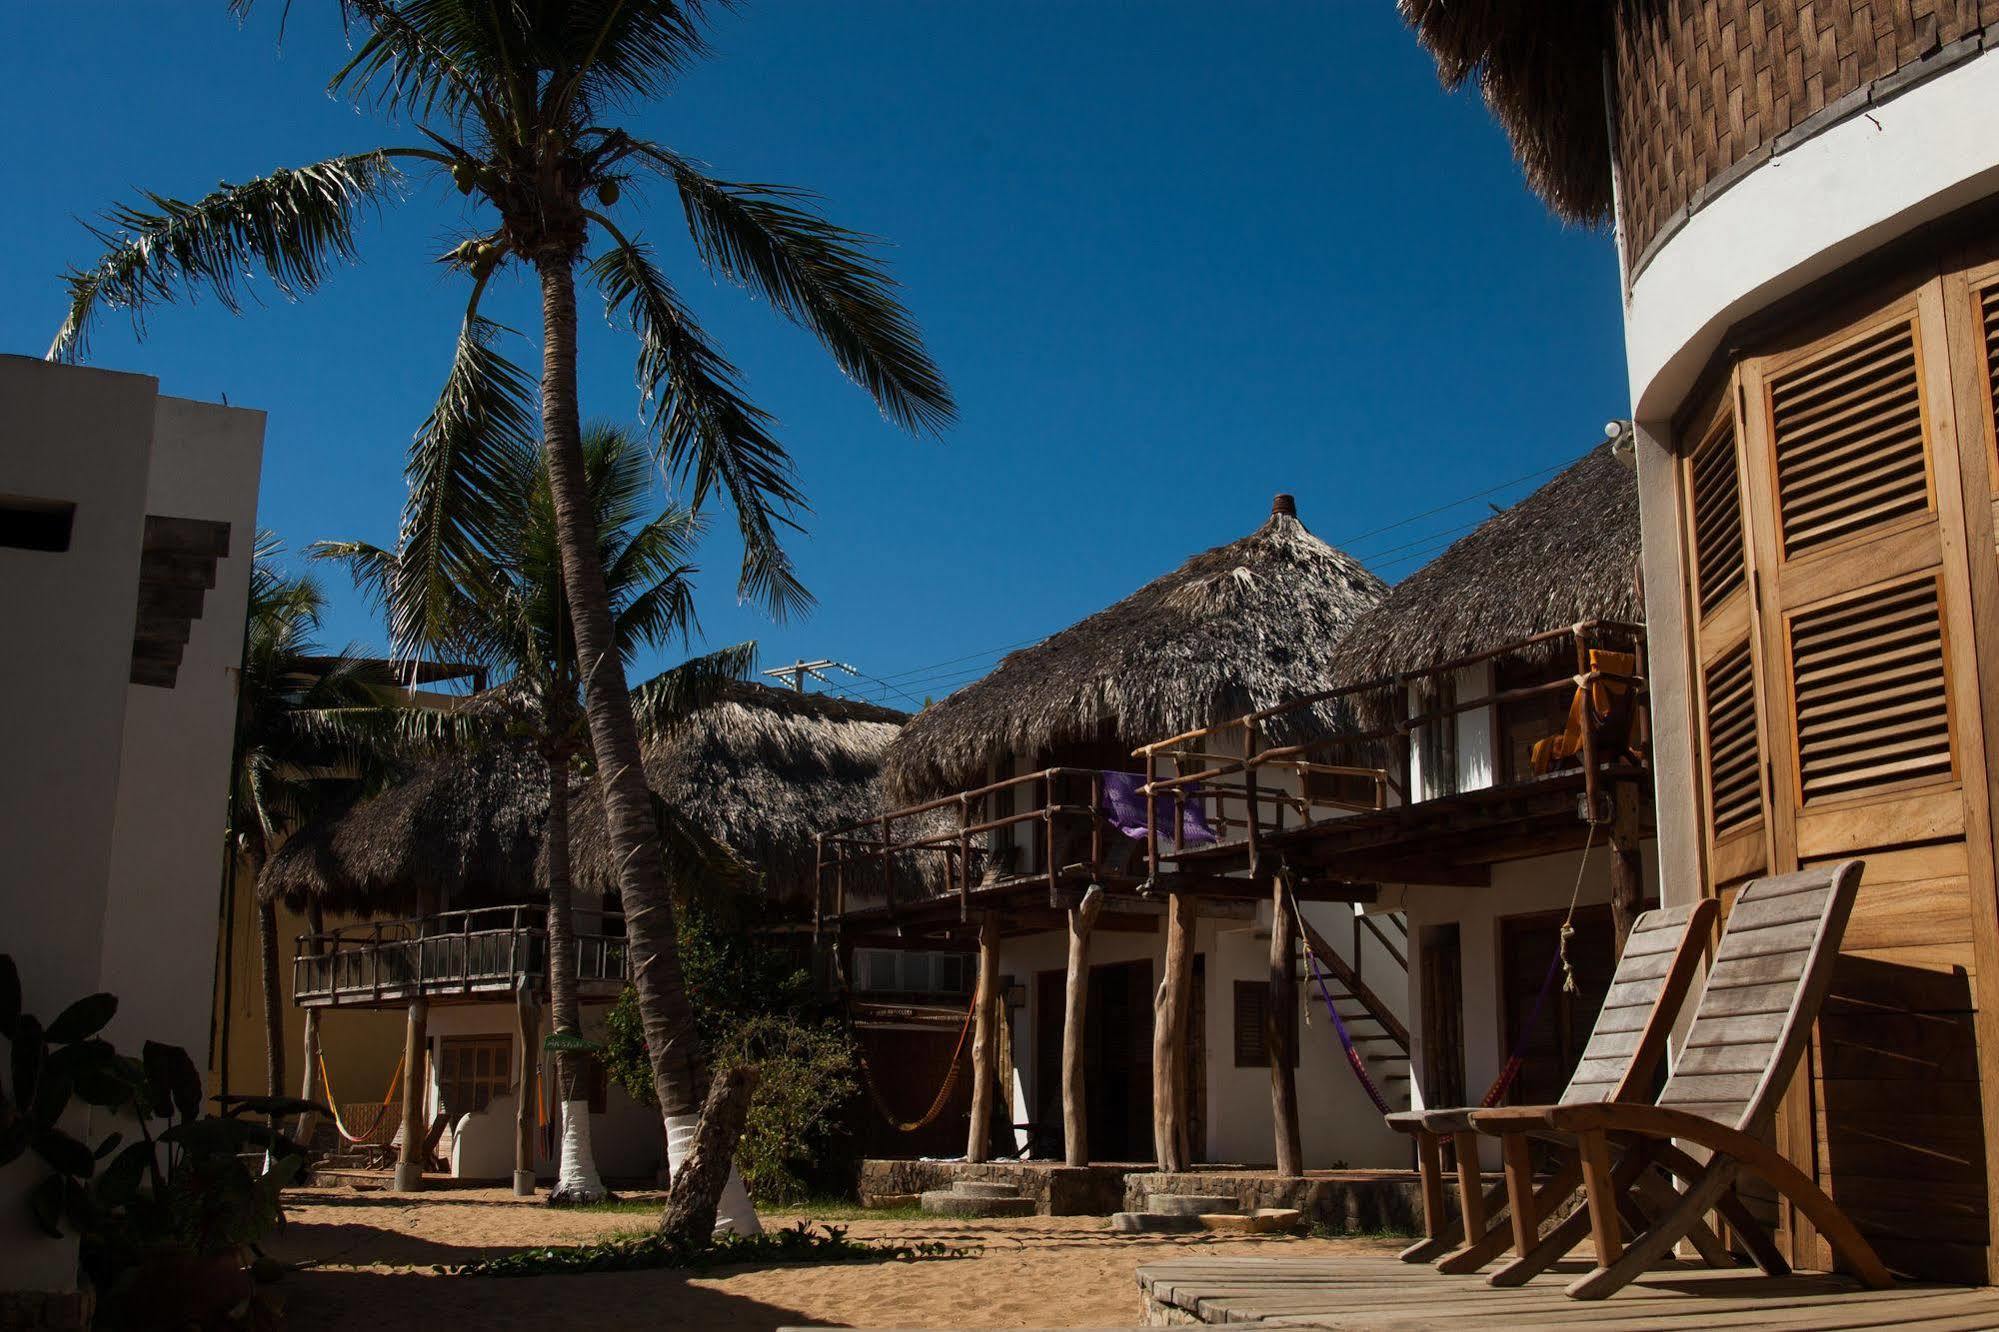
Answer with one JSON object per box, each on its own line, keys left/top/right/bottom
{"left": 713, "top": 1014, "right": 859, "bottom": 1205}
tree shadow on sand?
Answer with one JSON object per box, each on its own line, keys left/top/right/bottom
{"left": 282, "top": 1265, "right": 838, "bottom": 1331}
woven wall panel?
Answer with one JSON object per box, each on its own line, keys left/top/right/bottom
{"left": 1612, "top": 1, "right": 1999, "bottom": 263}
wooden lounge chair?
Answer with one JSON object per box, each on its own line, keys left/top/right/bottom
{"left": 1385, "top": 898, "right": 1717, "bottom": 1273}
{"left": 1472, "top": 860, "right": 1892, "bottom": 1301}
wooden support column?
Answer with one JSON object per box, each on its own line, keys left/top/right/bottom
{"left": 393, "top": 998, "right": 430, "bottom": 1192}
{"left": 1608, "top": 780, "right": 1645, "bottom": 956}
{"left": 1267, "top": 878, "right": 1302, "bottom": 1177}
{"left": 296, "top": 905, "right": 327, "bottom": 1149}
{"left": 513, "top": 986, "right": 540, "bottom": 1196}
{"left": 1062, "top": 886, "right": 1105, "bottom": 1167}
{"left": 965, "top": 912, "right": 1001, "bottom": 1164}
{"left": 1152, "top": 891, "right": 1195, "bottom": 1172}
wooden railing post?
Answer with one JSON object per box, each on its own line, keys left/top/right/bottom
{"left": 1145, "top": 750, "right": 1160, "bottom": 885}
{"left": 1243, "top": 718, "right": 1261, "bottom": 877}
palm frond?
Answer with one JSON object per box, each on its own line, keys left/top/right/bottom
{"left": 632, "top": 142, "right": 956, "bottom": 437}
{"left": 586, "top": 234, "right": 813, "bottom": 620}
{"left": 628, "top": 642, "right": 756, "bottom": 737}
{"left": 552, "top": 0, "right": 715, "bottom": 115}
{"left": 49, "top": 152, "right": 402, "bottom": 363}
{"left": 393, "top": 313, "right": 540, "bottom": 657}
{"left": 324, "top": 0, "right": 498, "bottom": 121}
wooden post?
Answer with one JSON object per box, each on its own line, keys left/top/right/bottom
{"left": 393, "top": 998, "right": 430, "bottom": 1192}
{"left": 965, "top": 912, "right": 1001, "bottom": 1164}
{"left": 1608, "top": 780, "right": 1645, "bottom": 957}
{"left": 1266, "top": 878, "right": 1302, "bottom": 1177}
{"left": 296, "top": 904, "right": 326, "bottom": 1149}
{"left": 1063, "top": 886, "right": 1105, "bottom": 1167}
{"left": 1152, "top": 891, "right": 1195, "bottom": 1172}
{"left": 513, "top": 986, "right": 539, "bottom": 1196}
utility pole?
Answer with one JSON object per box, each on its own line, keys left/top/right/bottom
{"left": 762, "top": 658, "right": 853, "bottom": 693}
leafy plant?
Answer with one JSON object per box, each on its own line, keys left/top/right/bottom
{"left": 440, "top": 1219, "right": 968, "bottom": 1278}
{"left": 0, "top": 956, "right": 319, "bottom": 1327}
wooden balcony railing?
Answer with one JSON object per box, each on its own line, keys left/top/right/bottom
{"left": 292, "top": 905, "right": 629, "bottom": 1008}
{"left": 1134, "top": 620, "right": 1649, "bottom": 877}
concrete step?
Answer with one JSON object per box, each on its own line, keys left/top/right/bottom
{"left": 1145, "top": 1192, "right": 1240, "bottom": 1216}
{"left": 947, "top": 1181, "right": 1023, "bottom": 1199}
{"left": 1110, "top": 1211, "right": 1204, "bottom": 1234}
{"left": 918, "top": 1189, "right": 1035, "bottom": 1218}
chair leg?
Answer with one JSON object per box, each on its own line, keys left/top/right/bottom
{"left": 1631, "top": 1167, "right": 1733, "bottom": 1268}
{"left": 1651, "top": 1142, "right": 1776, "bottom": 1273}
{"left": 1432, "top": 1175, "right": 1514, "bottom": 1275}
{"left": 1566, "top": 1158, "right": 1739, "bottom": 1301}
{"left": 1452, "top": 1131, "right": 1487, "bottom": 1237}
{"left": 1577, "top": 1128, "right": 1624, "bottom": 1269}
{"left": 1399, "top": 1130, "right": 1458, "bottom": 1263}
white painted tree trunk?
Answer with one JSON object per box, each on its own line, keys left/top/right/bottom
{"left": 550, "top": 1098, "right": 607, "bottom": 1205}
{"left": 666, "top": 1112, "right": 761, "bottom": 1236}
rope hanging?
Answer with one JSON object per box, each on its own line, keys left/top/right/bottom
{"left": 856, "top": 999, "right": 977, "bottom": 1133}
{"left": 315, "top": 1049, "right": 404, "bottom": 1145}
{"left": 1477, "top": 819, "right": 1600, "bottom": 1107}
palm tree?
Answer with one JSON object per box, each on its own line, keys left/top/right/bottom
{"left": 320, "top": 421, "right": 755, "bottom": 1209}
{"left": 49, "top": 1, "right": 954, "bottom": 1217}
{"left": 229, "top": 535, "right": 409, "bottom": 1153}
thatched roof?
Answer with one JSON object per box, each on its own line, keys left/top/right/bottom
{"left": 262, "top": 682, "right": 907, "bottom": 919}
{"left": 1399, "top": 0, "right": 1613, "bottom": 224}
{"left": 883, "top": 496, "right": 1388, "bottom": 802}
{"left": 1330, "top": 438, "right": 1640, "bottom": 686}
{"left": 569, "top": 681, "right": 908, "bottom": 909}
{"left": 260, "top": 743, "right": 550, "bottom": 918}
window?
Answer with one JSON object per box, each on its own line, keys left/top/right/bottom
{"left": 437, "top": 1036, "right": 512, "bottom": 1115}
{"left": 1232, "top": 980, "right": 1298, "bottom": 1068}
{"left": 853, "top": 948, "right": 974, "bottom": 996}
{"left": 0, "top": 496, "right": 75, "bottom": 553}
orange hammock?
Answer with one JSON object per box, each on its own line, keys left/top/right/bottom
{"left": 316, "top": 1049, "right": 404, "bottom": 1146}
{"left": 856, "top": 1000, "right": 977, "bottom": 1133}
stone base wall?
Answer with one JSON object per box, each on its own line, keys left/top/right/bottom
{"left": 1126, "top": 1169, "right": 1467, "bottom": 1235}
{"left": 858, "top": 1159, "right": 1137, "bottom": 1215}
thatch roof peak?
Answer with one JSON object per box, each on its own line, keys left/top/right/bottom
{"left": 883, "top": 500, "right": 1387, "bottom": 802}
{"left": 1330, "top": 436, "right": 1640, "bottom": 684}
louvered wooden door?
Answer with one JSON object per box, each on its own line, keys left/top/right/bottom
{"left": 1722, "top": 278, "right": 1996, "bottom": 1281}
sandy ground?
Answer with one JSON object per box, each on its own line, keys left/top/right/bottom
{"left": 267, "top": 1185, "right": 1401, "bottom": 1329}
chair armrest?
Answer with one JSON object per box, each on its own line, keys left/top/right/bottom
{"left": 1468, "top": 1104, "right": 1562, "bottom": 1133}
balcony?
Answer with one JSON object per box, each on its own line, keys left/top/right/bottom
{"left": 1136, "top": 620, "right": 1650, "bottom": 890}
{"left": 292, "top": 906, "right": 629, "bottom": 1009}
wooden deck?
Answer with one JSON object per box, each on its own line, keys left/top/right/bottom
{"left": 1136, "top": 1254, "right": 1999, "bottom": 1328}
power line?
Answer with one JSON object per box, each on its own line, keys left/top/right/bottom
{"left": 1336, "top": 459, "right": 1566, "bottom": 548}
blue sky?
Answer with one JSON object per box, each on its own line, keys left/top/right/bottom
{"left": 1, "top": 4, "right": 1625, "bottom": 708}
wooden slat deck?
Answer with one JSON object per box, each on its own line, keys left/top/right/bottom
{"left": 1136, "top": 1255, "right": 1999, "bottom": 1328}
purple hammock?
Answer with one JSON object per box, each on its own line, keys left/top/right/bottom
{"left": 1099, "top": 770, "right": 1218, "bottom": 848}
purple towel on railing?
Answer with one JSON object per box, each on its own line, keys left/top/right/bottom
{"left": 1100, "top": 770, "right": 1217, "bottom": 847}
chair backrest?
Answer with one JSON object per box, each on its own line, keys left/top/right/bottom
{"left": 1558, "top": 897, "right": 1719, "bottom": 1106}
{"left": 1656, "top": 860, "right": 1865, "bottom": 1133}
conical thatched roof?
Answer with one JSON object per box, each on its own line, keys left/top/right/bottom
{"left": 883, "top": 497, "right": 1388, "bottom": 802}
{"left": 1330, "top": 438, "right": 1640, "bottom": 686}
{"left": 259, "top": 743, "right": 550, "bottom": 918}
{"left": 261, "top": 682, "right": 908, "bottom": 919}
{"left": 569, "top": 681, "right": 908, "bottom": 909}
{"left": 1399, "top": 0, "right": 1612, "bottom": 225}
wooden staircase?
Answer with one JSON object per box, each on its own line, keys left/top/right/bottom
{"left": 1293, "top": 905, "right": 1411, "bottom": 1109}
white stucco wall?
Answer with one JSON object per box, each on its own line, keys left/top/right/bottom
{"left": 98, "top": 396, "right": 265, "bottom": 1060}
{"left": 1623, "top": 47, "right": 1999, "bottom": 418}
{"left": 0, "top": 358, "right": 264, "bottom": 1297}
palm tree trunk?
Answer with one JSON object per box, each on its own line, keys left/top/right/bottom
{"left": 536, "top": 256, "right": 757, "bottom": 1235}
{"left": 543, "top": 750, "right": 605, "bottom": 1204}
{"left": 251, "top": 844, "right": 285, "bottom": 1172}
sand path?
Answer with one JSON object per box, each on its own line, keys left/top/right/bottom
{"left": 270, "top": 1185, "right": 1400, "bottom": 1329}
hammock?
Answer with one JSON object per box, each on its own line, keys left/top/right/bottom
{"left": 316, "top": 1049, "right": 404, "bottom": 1146}
{"left": 856, "top": 999, "right": 976, "bottom": 1133}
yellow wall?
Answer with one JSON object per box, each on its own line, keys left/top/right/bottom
{"left": 208, "top": 850, "right": 404, "bottom": 1110}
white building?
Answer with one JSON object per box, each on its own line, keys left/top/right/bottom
{"left": 1, "top": 355, "right": 264, "bottom": 1304}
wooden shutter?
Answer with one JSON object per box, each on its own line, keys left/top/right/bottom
{"left": 1788, "top": 576, "right": 1953, "bottom": 803}
{"left": 1703, "top": 642, "right": 1762, "bottom": 834}
{"left": 1690, "top": 419, "right": 1747, "bottom": 614}
{"left": 1768, "top": 316, "right": 1934, "bottom": 557}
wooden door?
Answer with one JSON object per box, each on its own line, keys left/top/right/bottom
{"left": 1682, "top": 268, "right": 1999, "bottom": 1281}
{"left": 1086, "top": 958, "right": 1154, "bottom": 1162}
